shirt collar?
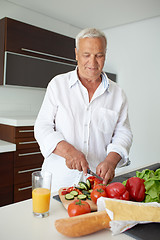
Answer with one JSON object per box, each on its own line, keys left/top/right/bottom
{"left": 101, "top": 71, "right": 110, "bottom": 92}
{"left": 69, "top": 67, "right": 110, "bottom": 92}
{"left": 69, "top": 67, "right": 79, "bottom": 88}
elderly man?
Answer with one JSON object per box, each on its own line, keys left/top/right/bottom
{"left": 34, "top": 28, "right": 133, "bottom": 192}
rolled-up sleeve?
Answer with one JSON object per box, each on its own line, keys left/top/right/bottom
{"left": 34, "top": 82, "right": 65, "bottom": 158}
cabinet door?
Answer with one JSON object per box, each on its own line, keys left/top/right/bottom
{"left": 0, "top": 18, "right": 5, "bottom": 85}
{"left": 0, "top": 185, "right": 13, "bottom": 207}
{"left": 6, "top": 18, "right": 75, "bottom": 61}
{"left": 5, "top": 51, "right": 76, "bottom": 88}
{"left": 3, "top": 18, "right": 77, "bottom": 88}
{"left": 0, "top": 152, "right": 14, "bottom": 206}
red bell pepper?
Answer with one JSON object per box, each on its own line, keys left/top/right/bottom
{"left": 126, "top": 177, "right": 145, "bottom": 202}
{"left": 87, "top": 176, "right": 103, "bottom": 189}
{"left": 105, "top": 182, "right": 130, "bottom": 200}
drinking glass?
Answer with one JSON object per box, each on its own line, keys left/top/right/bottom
{"left": 32, "top": 171, "right": 52, "bottom": 217}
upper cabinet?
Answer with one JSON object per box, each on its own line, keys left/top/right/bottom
{"left": 0, "top": 17, "right": 116, "bottom": 88}
{"left": 0, "top": 17, "right": 76, "bottom": 88}
{"left": 5, "top": 17, "right": 75, "bottom": 60}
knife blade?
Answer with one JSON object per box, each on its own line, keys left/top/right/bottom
{"left": 87, "top": 168, "right": 103, "bottom": 181}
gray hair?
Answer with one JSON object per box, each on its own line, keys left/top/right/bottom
{"left": 75, "top": 28, "right": 107, "bottom": 51}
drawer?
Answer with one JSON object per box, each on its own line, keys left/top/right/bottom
{"left": 15, "top": 126, "right": 34, "bottom": 138}
{"left": 14, "top": 182, "right": 32, "bottom": 203}
{"left": 14, "top": 147, "right": 44, "bottom": 167}
{"left": 0, "top": 124, "right": 35, "bottom": 143}
{"left": 14, "top": 164, "right": 42, "bottom": 184}
{"left": 15, "top": 137, "right": 39, "bottom": 150}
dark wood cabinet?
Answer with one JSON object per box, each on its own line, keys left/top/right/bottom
{"left": 5, "top": 18, "right": 75, "bottom": 61}
{"left": 0, "top": 124, "right": 43, "bottom": 203}
{"left": 0, "top": 17, "right": 116, "bottom": 87}
{"left": 0, "top": 152, "right": 14, "bottom": 207}
{"left": 0, "top": 17, "right": 76, "bottom": 87}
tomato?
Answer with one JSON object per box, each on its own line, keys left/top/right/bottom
{"left": 94, "top": 178, "right": 103, "bottom": 186}
{"left": 87, "top": 176, "right": 103, "bottom": 189}
{"left": 93, "top": 184, "right": 106, "bottom": 191}
{"left": 68, "top": 199, "right": 91, "bottom": 217}
{"left": 91, "top": 188, "right": 107, "bottom": 204}
{"left": 105, "top": 182, "right": 130, "bottom": 201}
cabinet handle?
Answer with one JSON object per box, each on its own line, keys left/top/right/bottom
{"left": 21, "top": 48, "right": 76, "bottom": 64}
{"left": 18, "top": 151, "right": 41, "bottom": 157}
{"left": 18, "top": 186, "right": 32, "bottom": 191}
{"left": 19, "top": 141, "right": 37, "bottom": 145}
{"left": 18, "top": 130, "right": 34, "bottom": 133}
{"left": 18, "top": 167, "right": 41, "bottom": 174}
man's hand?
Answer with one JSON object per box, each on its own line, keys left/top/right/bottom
{"left": 53, "top": 140, "right": 89, "bottom": 175}
{"left": 96, "top": 152, "right": 122, "bottom": 185}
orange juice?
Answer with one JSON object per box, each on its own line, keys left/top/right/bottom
{"left": 32, "top": 188, "right": 51, "bottom": 213}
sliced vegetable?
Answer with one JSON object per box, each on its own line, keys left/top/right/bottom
{"left": 82, "top": 190, "right": 90, "bottom": 195}
{"left": 65, "top": 193, "right": 75, "bottom": 200}
{"left": 81, "top": 190, "right": 91, "bottom": 200}
{"left": 86, "top": 176, "right": 103, "bottom": 189}
{"left": 77, "top": 194, "right": 87, "bottom": 200}
{"left": 78, "top": 182, "right": 88, "bottom": 190}
{"left": 61, "top": 190, "right": 69, "bottom": 195}
{"left": 74, "top": 187, "right": 83, "bottom": 195}
{"left": 67, "top": 199, "right": 91, "bottom": 217}
{"left": 70, "top": 190, "right": 79, "bottom": 197}
{"left": 105, "top": 182, "right": 130, "bottom": 201}
{"left": 86, "top": 179, "right": 91, "bottom": 189}
{"left": 88, "top": 189, "right": 93, "bottom": 193}
{"left": 126, "top": 177, "right": 145, "bottom": 202}
{"left": 87, "top": 195, "right": 91, "bottom": 200}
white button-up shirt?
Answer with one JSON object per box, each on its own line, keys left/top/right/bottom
{"left": 34, "top": 69, "right": 133, "bottom": 192}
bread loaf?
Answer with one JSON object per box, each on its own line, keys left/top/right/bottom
{"left": 55, "top": 210, "right": 111, "bottom": 237}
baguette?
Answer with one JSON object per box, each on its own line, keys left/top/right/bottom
{"left": 55, "top": 210, "right": 111, "bottom": 237}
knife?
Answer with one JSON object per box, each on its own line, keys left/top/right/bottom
{"left": 87, "top": 168, "right": 103, "bottom": 181}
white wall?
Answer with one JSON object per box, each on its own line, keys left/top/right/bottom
{"left": 0, "top": 0, "right": 80, "bottom": 115}
{"left": 103, "top": 16, "right": 160, "bottom": 173}
{"left": 0, "top": 0, "right": 80, "bottom": 37}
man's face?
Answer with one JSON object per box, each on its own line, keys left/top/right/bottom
{"left": 75, "top": 37, "right": 106, "bottom": 81}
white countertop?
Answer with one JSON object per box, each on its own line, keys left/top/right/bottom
{"left": 0, "top": 140, "right": 16, "bottom": 153}
{"left": 0, "top": 112, "right": 37, "bottom": 126}
{"left": 0, "top": 196, "right": 133, "bottom": 240}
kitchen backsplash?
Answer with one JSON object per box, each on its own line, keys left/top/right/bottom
{"left": 0, "top": 85, "right": 46, "bottom": 115}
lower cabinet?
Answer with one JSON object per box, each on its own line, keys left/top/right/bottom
{"left": 13, "top": 146, "right": 43, "bottom": 202}
{"left": 0, "top": 124, "right": 44, "bottom": 205}
{"left": 0, "top": 152, "right": 14, "bottom": 207}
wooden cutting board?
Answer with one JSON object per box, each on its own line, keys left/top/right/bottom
{"left": 58, "top": 188, "right": 97, "bottom": 211}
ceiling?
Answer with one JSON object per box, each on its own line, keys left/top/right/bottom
{"left": 4, "top": 0, "right": 160, "bottom": 30}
